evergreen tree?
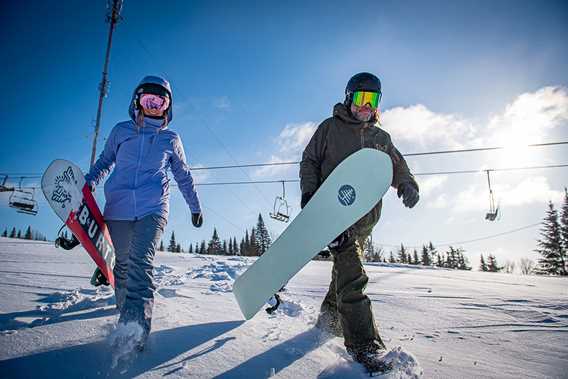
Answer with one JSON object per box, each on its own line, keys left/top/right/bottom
{"left": 168, "top": 231, "right": 177, "bottom": 252}
{"left": 176, "top": 243, "right": 182, "bottom": 253}
{"left": 189, "top": 244, "right": 193, "bottom": 254}
{"left": 24, "top": 226, "right": 33, "bottom": 240}
{"left": 207, "top": 228, "right": 223, "bottom": 255}
{"left": 479, "top": 254, "right": 488, "bottom": 272}
{"left": 398, "top": 243, "right": 407, "bottom": 264}
{"left": 421, "top": 245, "right": 431, "bottom": 266}
{"left": 445, "top": 246, "right": 463, "bottom": 269}
{"left": 228, "top": 239, "right": 234, "bottom": 255}
{"left": 243, "top": 231, "right": 250, "bottom": 256}
{"left": 249, "top": 227, "right": 260, "bottom": 256}
{"left": 9, "top": 227, "right": 16, "bottom": 238}
{"left": 16, "top": 230, "right": 22, "bottom": 239}
{"left": 223, "top": 240, "right": 228, "bottom": 255}
{"left": 437, "top": 253, "right": 444, "bottom": 267}
{"left": 487, "top": 254, "right": 502, "bottom": 272}
{"left": 389, "top": 251, "right": 396, "bottom": 263}
{"left": 255, "top": 214, "right": 272, "bottom": 255}
{"left": 199, "top": 240, "right": 206, "bottom": 254}
{"left": 456, "top": 249, "right": 471, "bottom": 270}
{"left": 412, "top": 249, "right": 419, "bottom": 265}
{"left": 535, "top": 201, "right": 567, "bottom": 275}
{"left": 2, "top": 228, "right": 7, "bottom": 237}
{"left": 159, "top": 240, "right": 164, "bottom": 252}
{"left": 239, "top": 238, "right": 245, "bottom": 256}
{"left": 428, "top": 242, "right": 439, "bottom": 266}
{"left": 559, "top": 188, "right": 568, "bottom": 271}
{"left": 233, "top": 237, "right": 239, "bottom": 255}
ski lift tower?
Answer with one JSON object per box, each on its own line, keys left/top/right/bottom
{"left": 90, "top": 0, "right": 124, "bottom": 167}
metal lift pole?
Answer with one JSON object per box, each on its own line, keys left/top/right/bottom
{"left": 90, "top": 0, "right": 124, "bottom": 167}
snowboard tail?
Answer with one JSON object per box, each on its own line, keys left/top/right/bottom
{"left": 233, "top": 149, "right": 393, "bottom": 319}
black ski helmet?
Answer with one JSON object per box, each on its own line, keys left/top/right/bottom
{"left": 344, "top": 72, "right": 382, "bottom": 106}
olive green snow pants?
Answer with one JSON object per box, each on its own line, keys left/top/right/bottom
{"left": 320, "top": 202, "right": 385, "bottom": 349}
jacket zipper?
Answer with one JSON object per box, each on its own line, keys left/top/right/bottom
{"left": 133, "top": 129, "right": 145, "bottom": 218}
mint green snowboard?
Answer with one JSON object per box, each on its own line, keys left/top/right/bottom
{"left": 233, "top": 148, "right": 393, "bottom": 320}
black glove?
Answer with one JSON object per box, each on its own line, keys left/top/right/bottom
{"left": 317, "top": 249, "right": 331, "bottom": 258}
{"left": 397, "top": 182, "right": 419, "bottom": 208}
{"left": 300, "top": 192, "right": 314, "bottom": 209}
{"left": 328, "top": 229, "right": 351, "bottom": 250}
{"left": 192, "top": 212, "right": 203, "bottom": 228}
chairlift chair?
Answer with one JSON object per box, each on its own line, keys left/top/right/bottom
{"left": 0, "top": 175, "right": 12, "bottom": 192}
{"left": 8, "top": 178, "right": 38, "bottom": 216}
{"left": 484, "top": 170, "right": 499, "bottom": 221}
{"left": 270, "top": 181, "right": 290, "bottom": 223}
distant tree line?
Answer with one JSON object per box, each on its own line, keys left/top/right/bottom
{"left": 159, "top": 213, "right": 272, "bottom": 257}
{"left": 360, "top": 237, "right": 472, "bottom": 270}
{"left": 1, "top": 226, "right": 48, "bottom": 241}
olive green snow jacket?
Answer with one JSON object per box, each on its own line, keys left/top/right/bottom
{"left": 300, "top": 103, "right": 418, "bottom": 209}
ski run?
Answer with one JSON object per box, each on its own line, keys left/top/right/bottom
{"left": 0, "top": 237, "right": 566, "bottom": 378}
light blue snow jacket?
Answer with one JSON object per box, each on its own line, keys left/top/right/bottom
{"left": 85, "top": 76, "right": 201, "bottom": 221}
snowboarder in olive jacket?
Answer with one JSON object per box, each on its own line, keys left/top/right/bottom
{"left": 300, "top": 72, "right": 419, "bottom": 374}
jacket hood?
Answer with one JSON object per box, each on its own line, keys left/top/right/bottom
{"left": 129, "top": 75, "right": 173, "bottom": 122}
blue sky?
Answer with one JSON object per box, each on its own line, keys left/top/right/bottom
{"left": 2, "top": 0, "right": 568, "bottom": 266}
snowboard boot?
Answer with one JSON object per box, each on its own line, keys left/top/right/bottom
{"left": 111, "top": 321, "right": 148, "bottom": 353}
{"left": 346, "top": 341, "right": 392, "bottom": 376}
{"left": 315, "top": 310, "right": 343, "bottom": 338}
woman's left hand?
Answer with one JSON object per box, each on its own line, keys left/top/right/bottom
{"left": 192, "top": 212, "right": 203, "bottom": 228}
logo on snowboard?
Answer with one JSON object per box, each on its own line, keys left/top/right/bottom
{"left": 338, "top": 185, "right": 356, "bottom": 206}
{"left": 51, "top": 166, "right": 77, "bottom": 208}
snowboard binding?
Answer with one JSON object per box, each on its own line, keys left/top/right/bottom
{"left": 91, "top": 267, "right": 110, "bottom": 287}
{"left": 54, "top": 225, "right": 81, "bottom": 250}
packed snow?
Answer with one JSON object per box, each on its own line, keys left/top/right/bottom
{"left": 0, "top": 237, "right": 566, "bottom": 378}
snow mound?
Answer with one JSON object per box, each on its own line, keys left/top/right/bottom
{"left": 187, "top": 259, "right": 249, "bottom": 294}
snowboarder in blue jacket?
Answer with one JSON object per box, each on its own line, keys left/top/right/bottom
{"left": 85, "top": 75, "right": 203, "bottom": 348}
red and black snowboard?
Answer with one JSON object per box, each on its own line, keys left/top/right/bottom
{"left": 42, "top": 159, "right": 115, "bottom": 288}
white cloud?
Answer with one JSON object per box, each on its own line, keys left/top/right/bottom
{"left": 487, "top": 86, "right": 568, "bottom": 144}
{"left": 427, "top": 193, "right": 449, "bottom": 209}
{"left": 418, "top": 176, "right": 448, "bottom": 197}
{"left": 381, "top": 86, "right": 568, "bottom": 153}
{"left": 381, "top": 105, "right": 476, "bottom": 149}
{"left": 452, "top": 176, "right": 563, "bottom": 212}
{"left": 255, "top": 122, "right": 317, "bottom": 178}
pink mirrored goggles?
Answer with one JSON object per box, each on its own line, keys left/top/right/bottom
{"left": 139, "top": 93, "right": 170, "bottom": 112}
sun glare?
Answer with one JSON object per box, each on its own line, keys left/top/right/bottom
{"left": 499, "top": 132, "right": 533, "bottom": 167}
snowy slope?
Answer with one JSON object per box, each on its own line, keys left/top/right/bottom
{"left": 0, "top": 237, "right": 566, "bottom": 378}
